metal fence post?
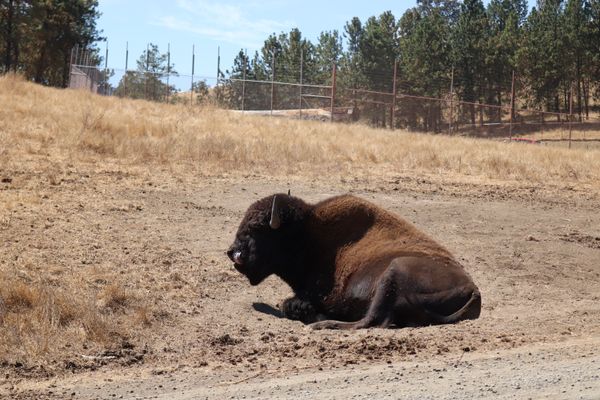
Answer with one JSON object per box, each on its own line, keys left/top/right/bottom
{"left": 449, "top": 67, "right": 454, "bottom": 135}
{"left": 190, "top": 45, "right": 195, "bottom": 106}
{"left": 74, "top": 43, "right": 79, "bottom": 66}
{"left": 391, "top": 60, "right": 397, "bottom": 130}
{"left": 217, "top": 46, "right": 221, "bottom": 83}
{"left": 330, "top": 63, "right": 337, "bottom": 123}
{"left": 124, "top": 42, "right": 129, "bottom": 97}
{"left": 216, "top": 45, "right": 221, "bottom": 105}
{"left": 241, "top": 50, "right": 246, "bottom": 113}
{"left": 569, "top": 84, "right": 573, "bottom": 149}
{"left": 103, "top": 41, "right": 108, "bottom": 95}
{"left": 509, "top": 70, "right": 515, "bottom": 141}
{"left": 67, "top": 46, "right": 75, "bottom": 88}
{"left": 299, "top": 51, "right": 303, "bottom": 119}
{"left": 145, "top": 43, "right": 149, "bottom": 100}
{"left": 270, "top": 51, "right": 275, "bottom": 116}
{"left": 166, "top": 43, "right": 170, "bottom": 103}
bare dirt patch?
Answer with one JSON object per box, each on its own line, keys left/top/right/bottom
{"left": 1, "top": 156, "right": 599, "bottom": 398}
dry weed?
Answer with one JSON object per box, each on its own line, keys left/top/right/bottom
{"left": 0, "top": 268, "right": 148, "bottom": 367}
{"left": 99, "top": 283, "right": 132, "bottom": 312}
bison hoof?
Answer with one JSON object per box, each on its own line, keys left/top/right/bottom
{"left": 281, "top": 297, "right": 318, "bottom": 324}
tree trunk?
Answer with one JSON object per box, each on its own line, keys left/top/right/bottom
{"left": 4, "top": 0, "right": 15, "bottom": 71}
{"left": 12, "top": 0, "right": 20, "bottom": 72}
{"left": 583, "top": 79, "right": 589, "bottom": 120}
{"left": 34, "top": 46, "right": 48, "bottom": 83}
{"left": 61, "top": 51, "right": 71, "bottom": 88}
{"left": 497, "top": 89, "right": 502, "bottom": 123}
{"left": 577, "top": 77, "right": 582, "bottom": 122}
{"left": 576, "top": 55, "right": 582, "bottom": 122}
{"left": 470, "top": 104, "right": 475, "bottom": 127}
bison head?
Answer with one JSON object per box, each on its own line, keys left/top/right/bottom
{"left": 227, "top": 193, "right": 310, "bottom": 286}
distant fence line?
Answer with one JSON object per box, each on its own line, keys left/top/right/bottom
{"left": 68, "top": 45, "right": 596, "bottom": 148}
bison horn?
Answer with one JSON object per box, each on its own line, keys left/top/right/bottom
{"left": 270, "top": 195, "right": 281, "bottom": 229}
{"left": 287, "top": 189, "right": 291, "bottom": 196}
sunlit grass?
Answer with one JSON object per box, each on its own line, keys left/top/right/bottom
{"left": 1, "top": 73, "right": 600, "bottom": 186}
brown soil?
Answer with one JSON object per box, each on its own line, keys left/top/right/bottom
{"left": 1, "top": 157, "right": 600, "bottom": 399}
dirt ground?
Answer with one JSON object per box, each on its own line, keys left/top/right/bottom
{"left": 1, "top": 157, "right": 600, "bottom": 399}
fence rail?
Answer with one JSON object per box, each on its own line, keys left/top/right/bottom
{"left": 68, "top": 45, "right": 598, "bottom": 149}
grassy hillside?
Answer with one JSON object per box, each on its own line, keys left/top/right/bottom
{"left": 1, "top": 74, "right": 600, "bottom": 186}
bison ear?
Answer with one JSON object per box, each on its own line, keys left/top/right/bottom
{"left": 269, "top": 195, "right": 281, "bottom": 229}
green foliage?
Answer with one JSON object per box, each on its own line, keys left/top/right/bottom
{"left": 222, "top": 0, "right": 599, "bottom": 128}
{"left": 315, "top": 30, "right": 342, "bottom": 84}
{"left": 192, "top": 79, "right": 210, "bottom": 104}
{"left": 0, "top": 0, "right": 102, "bottom": 87}
{"left": 113, "top": 43, "right": 177, "bottom": 102}
{"left": 397, "top": 5, "right": 453, "bottom": 130}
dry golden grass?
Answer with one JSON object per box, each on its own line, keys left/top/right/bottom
{"left": 0, "top": 269, "right": 106, "bottom": 363}
{"left": 1, "top": 73, "right": 600, "bottom": 186}
{"left": 0, "top": 260, "right": 148, "bottom": 366}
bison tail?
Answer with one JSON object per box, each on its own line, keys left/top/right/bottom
{"left": 428, "top": 288, "right": 481, "bottom": 325}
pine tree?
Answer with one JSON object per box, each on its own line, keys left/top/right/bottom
{"left": 399, "top": 4, "right": 453, "bottom": 130}
{"left": 339, "top": 17, "right": 366, "bottom": 95}
{"left": 519, "top": 0, "right": 571, "bottom": 115}
{"left": 486, "top": 0, "right": 527, "bottom": 119}
{"left": 564, "top": 0, "right": 593, "bottom": 119}
{"left": 452, "top": 0, "right": 490, "bottom": 125}
{"left": 114, "top": 44, "right": 177, "bottom": 101}
{"left": 314, "top": 30, "right": 342, "bottom": 84}
{"left": 1, "top": 0, "right": 102, "bottom": 86}
{"left": 590, "top": 0, "right": 600, "bottom": 102}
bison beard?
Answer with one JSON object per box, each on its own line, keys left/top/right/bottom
{"left": 227, "top": 194, "right": 481, "bottom": 330}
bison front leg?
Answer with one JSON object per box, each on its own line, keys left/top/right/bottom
{"left": 280, "top": 297, "right": 324, "bottom": 324}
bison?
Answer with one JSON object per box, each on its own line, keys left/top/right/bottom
{"left": 227, "top": 193, "right": 481, "bottom": 329}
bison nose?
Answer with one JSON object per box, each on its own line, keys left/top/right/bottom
{"left": 232, "top": 250, "right": 243, "bottom": 265}
{"left": 226, "top": 248, "right": 235, "bottom": 261}
{"left": 227, "top": 248, "right": 244, "bottom": 265}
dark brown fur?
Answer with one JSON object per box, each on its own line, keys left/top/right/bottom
{"left": 227, "top": 194, "right": 481, "bottom": 329}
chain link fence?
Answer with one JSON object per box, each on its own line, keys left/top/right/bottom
{"left": 69, "top": 46, "right": 599, "bottom": 148}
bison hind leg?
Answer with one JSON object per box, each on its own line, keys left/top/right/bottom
{"left": 310, "top": 272, "right": 402, "bottom": 330}
{"left": 280, "top": 297, "right": 324, "bottom": 324}
{"left": 311, "top": 261, "right": 417, "bottom": 330}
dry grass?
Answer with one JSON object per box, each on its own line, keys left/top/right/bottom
{"left": 1, "top": 74, "right": 600, "bottom": 186}
{"left": 0, "top": 262, "right": 148, "bottom": 366}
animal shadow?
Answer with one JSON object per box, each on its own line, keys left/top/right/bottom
{"left": 252, "top": 302, "right": 284, "bottom": 319}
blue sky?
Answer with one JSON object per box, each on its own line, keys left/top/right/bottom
{"left": 97, "top": 0, "right": 415, "bottom": 83}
